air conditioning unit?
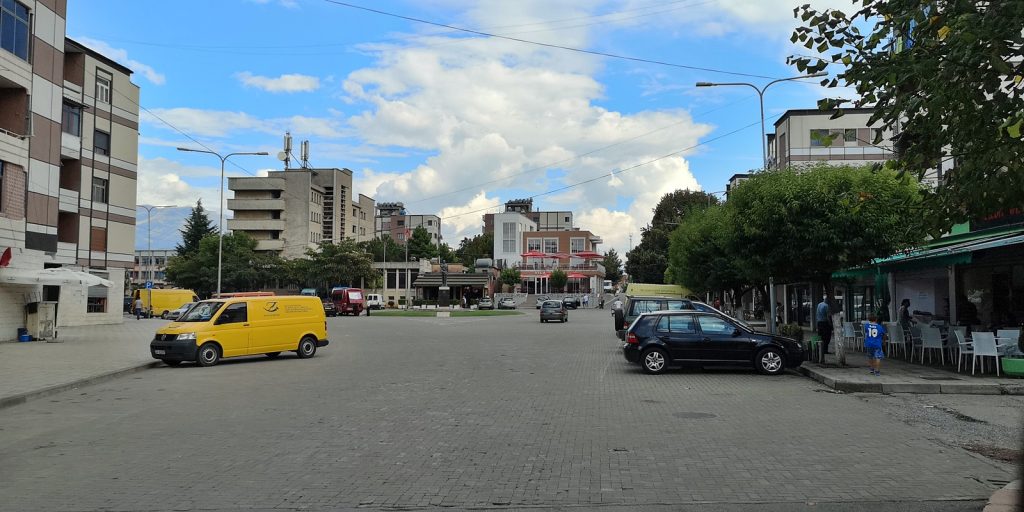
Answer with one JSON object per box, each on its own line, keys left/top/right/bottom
{"left": 26, "top": 301, "right": 57, "bottom": 340}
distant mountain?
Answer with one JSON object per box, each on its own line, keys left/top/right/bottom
{"left": 134, "top": 207, "right": 230, "bottom": 251}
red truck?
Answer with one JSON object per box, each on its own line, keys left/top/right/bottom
{"left": 330, "top": 287, "right": 365, "bottom": 316}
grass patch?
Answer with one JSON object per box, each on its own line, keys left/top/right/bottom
{"left": 369, "top": 310, "right": 437, "bottom": 317}
{"left": 451, "top": 310, "right": 523, "bottom": 317}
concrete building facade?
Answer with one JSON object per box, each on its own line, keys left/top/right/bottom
{"left": 374, "top": 202, "right": 441, "bottom": 243}
{"left": 0, "top": 0, "right": 140, "bottom": 336}
{"left": 768, "top": 108, "right": 897, "bottom": 171}
{"left": 491, "top": 212, "right": 537, "bottom": 269}
{"left": 131, "top": 249, "right": 174, "bottom": 287}
{"left": 227, "top": 168, "right": 375, "bottom": 259}
{"left": 483, "top": 198, "right": 573, "bottom": 235}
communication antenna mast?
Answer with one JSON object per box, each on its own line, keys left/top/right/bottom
{"left": 280, "top": 132, "right": 293, "bottom": 169}
{"left": 301, "top": 140, "right": 310, "bottom": 169}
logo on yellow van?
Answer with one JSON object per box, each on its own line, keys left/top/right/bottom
{"left": 264, "top": 302, "right": 279, "bottom": 313}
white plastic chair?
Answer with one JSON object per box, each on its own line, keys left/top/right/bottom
{"left": 906, "top": 325, "right": 923, "bottom": 361}
{"left": 971, "top": 332, "right": 1002, "bottom": 376}
{"left": 841, "top": 322, "right": 857, "bottom": 352}
{"left": 997, "top": 328, "right": 1020, "bottom": 345}
{"left": 920, "top": 327, "right": 945, "bottom": 365}
{"left": 951, "top": 329, "right": 973, "bottom": 373}
{"left": 884, "top": 322, "right": 904, "bottom": 358}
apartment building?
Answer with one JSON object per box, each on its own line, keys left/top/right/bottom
{"left": 131, "top": 249, "right": 174, "bottom": 287}
{"left": 491, "top": 211, "right": 537, "bottom": 269}
{"left": 350, "top": 193, "right": 374, "bottom": 243}
{"left": 483, "top": 198, "right": 573, "bottom": 234}
{"left": 227, "top": 167, "right": 374, "bottom": 259}
{"left": 768, "top": 108, "right": 897, "bottom": 169}
{"left": 374, "top": 202, "right": 441, "bottom": 243}
{"left": 519, "top": 229, "right": 604, "bottom": 294}
{"left": 0, "top": 0, "right": 140, "bottom": 335}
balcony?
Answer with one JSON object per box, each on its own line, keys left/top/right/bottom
{"left": 58, "top": 188, "right": 79, "bottom": 212}
{"left": 228, "top": 177, "right": 285, "bottom": 191}
{"left": 227, "top": 198, "right": 285, "bottom": 211}
{"left": 254, "top": 239, "right": 285, "bottom": 251}
{"left": 226, "top": 219, "right": 285, "bottom": 231}
{"left": 60, "top": 132, "right": 81, "bottom": 159}
{"left": 514, "top": 261, "right": 605, "bottom": 272}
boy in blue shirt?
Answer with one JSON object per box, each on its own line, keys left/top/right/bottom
{"left": 864, "top": 314, "right": 886, "bottom": 376}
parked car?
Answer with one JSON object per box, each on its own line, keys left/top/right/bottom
{"left": 613, "top": 296, "right": 734, "bottom": 338}
{"left": 621, "top": 310, "right": 803, "bottom": 375}
{"left": 498, "top": 297, "right": 517, "bottom": 310}
{"left": 365, "top": 294, "right": 384, "bottom": 310}
{"left": 478, "top": 297, "right": 494, "bottom": 310}
{"left": 322, "top": 300, "right": 337, "bottom": 317}
{"left": 539, "top": 300, "right": 568, "bottom": 323}
{"left": 562, "top": 296, "right": 580, "bottom": 309}
{"left": 330, "top": 287, "right": 365, "bottom": 316}
{"left": 534, "top": 295, "right": 549, "bottom": 309}
{"left": 166, "top": 302, "right": 196, "bottom": 321}
{"left": 151, "top": 296, "right": 329, "bottom": 367}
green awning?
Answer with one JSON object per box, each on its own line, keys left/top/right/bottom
{"left": 833, "top": 230, "right": 1024, "bottom": 277}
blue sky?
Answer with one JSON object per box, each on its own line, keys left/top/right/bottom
{"left": 67, "top": 0, "right": 848, "bottom": 255}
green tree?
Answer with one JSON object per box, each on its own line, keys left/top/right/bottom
{"left": 727, "top": 165, "right": 925, "bottom": 285}
{"left": 407, "top": 226, "right": 438, "bottom": 261}
{"left": 359, "top": 235, "right": 404, "bottom": 262}
{"left": 601, "top": 249, "right": 623, "bottom": 285}
{"left": 175, "top": 200, "right": 216, "bottom": 256}
{"left": 549, "top": 268, "right": 568, "bottom": 293}
{"left": 299, "top": 239, "right": 378, "bottom": 290}
{"left": 499, "top": 267, "right": 521, "bottom": 292}
{"left": 454, "top": 232, "right": 494, "bottom": 267}
{"left": 165, "top": 232, "right": 280, "bottom": 297}
{"left": 438, "top": 243, "right": 455, "bottom": 263}
{"left": 625, "top": 190, "right": 721, "bottom": 283}
{"left": 789, "top": 1, "right": 1024, "bottom": 234}
{"left": 667, "top": 205, "right": 747, "bottom": 296}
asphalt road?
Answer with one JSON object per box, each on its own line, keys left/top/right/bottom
{"left": 0, "top": 307, "right": 1014, "bottom": 511}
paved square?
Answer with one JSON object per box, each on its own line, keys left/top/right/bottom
{"left": 0, "top": 308, "right": 1013, "bottom": 511}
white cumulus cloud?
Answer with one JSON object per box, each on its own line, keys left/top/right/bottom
{"left": 236, "top": 72, "right": 321, "bottom": 93}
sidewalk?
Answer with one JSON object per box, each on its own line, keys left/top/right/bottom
{"left": 0, "top": 316, "right": 167, "bottom": 409}
{"left": 799, "top": 350, "right": 1024, "bottom": 394}
{"left": 984, "top": 480, "right": 1021, "bottom": 512}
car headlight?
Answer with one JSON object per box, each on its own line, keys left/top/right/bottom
{"left": 176, "top": 332, "right": 197, "bottom": 341}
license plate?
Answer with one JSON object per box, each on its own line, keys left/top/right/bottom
{"left": 154, "top": 349, "right": 166, "bottom": 355}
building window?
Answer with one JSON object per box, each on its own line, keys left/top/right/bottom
{"left": 95, "top": 72, "right": 111, "bottom": 103}
{"left": 502, "top": 222, "right": 517, "bottom": 253}
{"left": 543, "top": 238, "right": 558, "bottom": 254}
{"left": 809, "top": 129, "right": 834, "bottom": 147}
{"left": 844, "top": 129, "right": 857, "bottom": 143}
{"left": 90, "top": 226, "right": 107, "bottom": 251}
{"left": 527, "top": 238, "right": 541, "bottom": 252}
{"left": 61, "top": 103, "right": 82, "bottom": 136}
{"left": 91, "top": 177, "right": 108, "bottom": 204}
{"left": 352, "top": 208, "right": 357, "bottom": 216}
{"left": 570, "top": 238, "right": 584, "bottom": 254}
{"left": 564, "top": 216, "right": 570, "bottom": 223}
{"left": 427, "top": 219, "right": 433, "bottom": 226}
{"left": 397, "top": 219, "right": 405, "bottom": 227}
{"left": 352, "top": 225, "right": 356, "bottom": 234}
{"left": 0, "top": 0, "right": 30, "bottom": 61}
{"left": 94, "top": 130, "right": 111, "bottom": 155}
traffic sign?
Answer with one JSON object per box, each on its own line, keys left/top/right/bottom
{"left": 145, "top": 281, "right": 153, "bottom": 289}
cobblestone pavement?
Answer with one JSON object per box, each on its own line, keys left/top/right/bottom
{"left": 0, "top": 308, "right": 1014, "bottom": 511}
{"left": 0, "top": 315, "right": 167, "bottom": 402}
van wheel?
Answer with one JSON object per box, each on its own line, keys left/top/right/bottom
{"left": 196, "top": 343, "right": 221, "bottom": 367}
{"left": 297, "top": 336, "right": 317, "bottom": 359}
{"left": 160, "top": 311, "right": 168, "bottom": 319}
{"left": 265, "top": 352, "right": 281, "bottom": 359}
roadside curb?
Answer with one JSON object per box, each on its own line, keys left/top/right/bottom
{"left": 797, "top": 365, "right": 1024, "bottom": 395}
{"left": 983, "top": 480, "right": 1021, "bottom": 512}
{"left": 0, "top": 361, "right": 161, "bottom": 410}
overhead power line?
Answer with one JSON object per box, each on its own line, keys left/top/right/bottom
{"left": 321, "top": 0, "right": 777, "bottom": 79}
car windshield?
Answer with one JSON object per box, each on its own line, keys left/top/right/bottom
{"left": 349, "top": 291, "right": 363, "bottom": 300}
{"left": 178, "top": 301, "right": 224, "bottom": 322}
{"left": 543, "top": 301, "right": 561, "bottom": 308}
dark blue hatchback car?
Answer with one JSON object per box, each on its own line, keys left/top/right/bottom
{"left": 622, "top": 310, "right": 803, "bottom": 375}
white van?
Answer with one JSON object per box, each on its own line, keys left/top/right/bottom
{"left": 365, "top": 294, "right": 384, "bottom": 310}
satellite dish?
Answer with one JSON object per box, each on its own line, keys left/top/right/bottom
{"left": 276, "top": 151, "right": 288, "bottom": 161}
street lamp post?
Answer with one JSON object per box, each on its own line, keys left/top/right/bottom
{"left": 137, "top": 204, "right": 177, "bottom": 316}
{"left": 696, "top": 72, "right": 826, "bottom": 334}
{"left": 176, "top": 148, "right": 268, "bottom": 297}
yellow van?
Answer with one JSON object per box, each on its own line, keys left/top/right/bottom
{"left": 150, "top": 296, "right": 329, "bottom": 367}
{"left": 132, "top": 288, "right": 199, "bottom": 319}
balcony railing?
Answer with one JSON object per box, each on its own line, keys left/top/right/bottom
{"left": 514, "top": 261, "right": 604, "bottom": 271}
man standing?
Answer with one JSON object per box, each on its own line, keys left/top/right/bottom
{"left": 134, "top": 297, "right": 144, "bottom": 320}
{"left": 816, "top": 293, "right": 833, "bottom": 357}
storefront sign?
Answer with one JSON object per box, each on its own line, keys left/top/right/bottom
{"left": 972, "top": 207, "right": 1024, "bottom": 232}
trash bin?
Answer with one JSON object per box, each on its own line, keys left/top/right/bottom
{"left": 17, "top": 327, "right": 30, "bottom": 342}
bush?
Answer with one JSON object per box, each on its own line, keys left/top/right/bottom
{"left": 778, "top": 323, "right": 804, "bottom": 343}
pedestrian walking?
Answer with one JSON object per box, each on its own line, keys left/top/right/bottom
{"left": 816, "top": 294, "right": 833, "bottom": 356}
{"left": 864, "top": 313, "right": 886, "bottom": 376}
{"left": 582, "top": 294, "right": 589, "bottom": 308}
{"left": 134, "top": 298, "right": 144, "bottom": 320}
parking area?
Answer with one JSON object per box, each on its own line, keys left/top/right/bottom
{"left": 0, "top": 308, "right": 1015, "bottom": 511}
